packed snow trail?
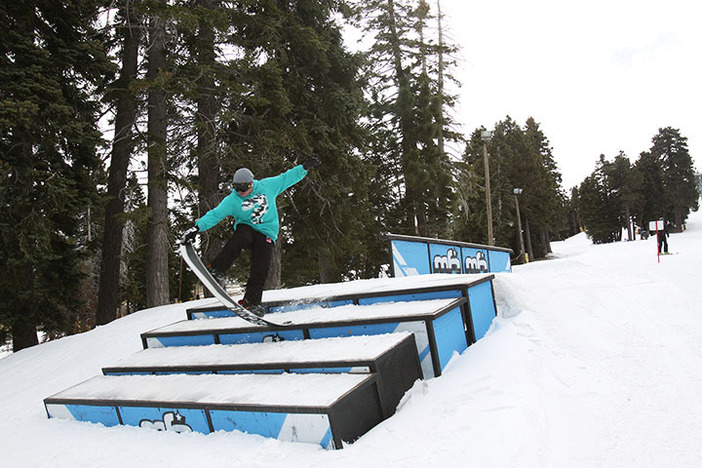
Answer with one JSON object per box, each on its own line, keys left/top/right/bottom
{"left": 2, "top": 210, "right": 702, "bottom": 467}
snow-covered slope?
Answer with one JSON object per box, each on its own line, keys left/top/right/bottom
{"left": 3, "top": 210, "right": 702, "bottom": 467}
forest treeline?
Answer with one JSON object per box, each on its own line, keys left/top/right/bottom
{"left": 1, "top": 0, "right": 698, "bottom": 351}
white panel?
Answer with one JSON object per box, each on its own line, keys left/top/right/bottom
{"left": 392, "top": 243, "right": 419, "bottom": 277}
{"left": 393, "top": 321, "right": 434, "bottom": 378}
{"left": 146, "top": 337, "right": 164, "bottom": 348}
{"left": 277, "top": 413, "right": 331, "bottom": 445}
{"left": 45, "top": 404, "right": 76, "bottom": 421}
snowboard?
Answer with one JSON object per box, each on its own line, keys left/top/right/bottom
{"left": 179, "top": 240, "right": 291, "bottom": 327}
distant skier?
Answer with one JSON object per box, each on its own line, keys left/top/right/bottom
{"left": 656, "top": 220, "right": 670, "bottom": 254}
{"left": 182, "top": 158, "right": 321, "bottom": 315}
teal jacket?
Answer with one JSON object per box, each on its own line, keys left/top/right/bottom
{"left": 195, "top": 165, "right": 308, "bottom": 242}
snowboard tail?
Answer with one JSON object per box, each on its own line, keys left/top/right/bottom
{"left": 179, "top": 240, "right": 290, "bottom": 327}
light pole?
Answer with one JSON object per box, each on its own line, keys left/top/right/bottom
{"left": 481, "top": 130, "right": 494, "bottom": 245}
{"left": 513, "top": 188, "right": 527, "bottom": 263}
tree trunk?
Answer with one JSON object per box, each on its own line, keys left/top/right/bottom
{"left": 624, "top": 204, "right": 633, "bottom": 241}
{"left": 318, "top": 246, "right": 334, "bottom": 284}
{"left": 96, "top": 0, "right": 141, "bottom": 325}
{"left": 10, "top": 109, "right": 39, "bottom": 351}
{"left": 436, "top": 0, "right": 445, "bottom": 159}
{"left": 11, "top": 320, "right": 38, "bottom": 352}
{"left": 145, "top": 11, "right": 170, "bottom": 308}
{"left": 264, "top": 241, "right": 282, "bottom": 291}
{"left": 540, "top": 229, "right": 552, "bottom": 254}
{"left": 386, "top": 0, "right": 419, "bottom": 235}
{"left": 525, "top": 218, "right": 534, "bottom": 261}
{"left": 195, "top": 0, "right": 223, "bottom": 271}
{"left": 674, "top": 206, "right": 683, "bottom": 232}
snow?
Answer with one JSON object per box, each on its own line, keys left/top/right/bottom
{"left": 257, "top": 272, "right": 494, "bottom": 303}
{"left": 110, "top": 333, "right": 412, "bottom": 368}
{"left": 47, "top": 373, "right": 373, "bottom": 407}
{"left": 192, "top": 272, "right": 494, "bottom": 309}
{"left": 3, "top": 209, "right": 702, "bottom": 467}
{"left": 149, "top": 297, "right": 461, "bottom": 334}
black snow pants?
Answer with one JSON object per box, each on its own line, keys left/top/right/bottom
{"left": 209, "top": 224, "right": 274, "bottom": 305}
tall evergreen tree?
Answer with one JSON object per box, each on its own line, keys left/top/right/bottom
{"left": 577, "top": 155, "right": 623, "bottom": 244}
{"left": 195, "top": 0, "right": 375, "bottom": 286}
{"left": 649, "top": 127, "right": 699, "bottom": 229}
{"left": 523, "top": 118, "right": 566, "bottom": 255}
{"left": 0, "top": 0, "right": 113, "bottom": 350}
{"left": 96, "top": 0, "right": 143, "bottom": 325}
{"left": 457, "top": 117, "right": 565, "bottom": 259}
{"left": 603, "top": 151, "right": 643, "bottom": 241}
{"left": 635, "top": 150, "right": 666, "bottom": 227}
{"left": 145, "top": 1, "right": 170, "bottom": 307}
{"left": 172, "top": 0, "right": 229, "bottom": 271}
{"left": 360, "top": 0, "right": 458, "bottom": 238}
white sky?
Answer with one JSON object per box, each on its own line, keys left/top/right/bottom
{"left": 438, "top": 0, "right": 702, "bottom": 189}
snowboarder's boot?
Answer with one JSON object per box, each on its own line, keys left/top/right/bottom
{"left": 207, "top": 265, "right": 227, "bottom": 287}
{"left": 238, "top": 298, "right": 265, "bottom": 317}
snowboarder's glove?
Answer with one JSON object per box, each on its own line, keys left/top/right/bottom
{"left": 302, "top": 157, "right": 321, "bottom": 170}
{"left": 181, "top": 225, "right": 199, "bottom": 244}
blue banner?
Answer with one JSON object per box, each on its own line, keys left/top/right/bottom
{"left": 389, "top": 234, "right": 512, "bottom": 276}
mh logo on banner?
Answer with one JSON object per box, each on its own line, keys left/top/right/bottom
{"left": 433, "top": 248, "right": 461, "bottom": 274}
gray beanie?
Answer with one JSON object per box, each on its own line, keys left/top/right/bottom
{"left": 232, "top": 168, "right": 254, "bottom": 184}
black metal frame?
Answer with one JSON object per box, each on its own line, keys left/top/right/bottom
{"left": 185, "top": 276, "right": 498, "bottom": 351}
{"left": 104, "top": 334, "right": 421, "bottom": 418}
{"left": 44, "top": 374, "right": 384, "bottom": 449}
{"left": 146, "top": 298, "right": 466, "bottom": 377}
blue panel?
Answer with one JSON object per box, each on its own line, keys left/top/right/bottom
{"left": 429, "top": 244, "right": 463, "bottom": 274}
{"left": 461, "top": 247, "right": 490, "bottom": 274}
{"left": 155, "top": 370, "right": 212, "bottom": 375}
{"left": 358, "top": 289, "right": 461, "bottom": 305}
{"left": 119, "top": 406, "right": 211, "bottom": 434}
{"left": 320, "top": 427, "right": 334, "bottom": 449}
{"left": 391, "top": 240, "right": 431, "bottom": 277}
{"left": 193, "top": 309, "right": 233, "bottom": 319}
{"left": 219, "top": 369, "right": 285, "bottom": 375}
{"left": 432, "top": 307, "right": 468, "bottom": 371}
{"left": 488, "top": 250, "right": 512, "bottom": 273}
{"left": 219, "top": 329, "right": 305, "bottom": 345}
{"left": 308, "top": 322, "right": 401, "bottom": 339}
{"left": 468, "top": 281, "right": 496, "bottom": 340}
{"left": 65, "top": 404, "right": 120, "bottom": 426}
{"left": 153, "top": 334, "right": 216, "bottom": 347}
{"left": 209, "top": 409, "right": 288, "bottom": 438}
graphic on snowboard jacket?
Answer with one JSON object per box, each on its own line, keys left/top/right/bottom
{"left": 195, "top": 165, "right": 307, "bottom": 242}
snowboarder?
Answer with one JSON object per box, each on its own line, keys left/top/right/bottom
{"left": 182, "top": 158, "right": 321, "bottom": 315}
{"left": 657, "top": 220, "right": 670, "bottom": 254}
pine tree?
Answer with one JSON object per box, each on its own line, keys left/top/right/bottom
{"left": 190, "top": 0, "right": 375, "bottom": 286}
{"left": 0, "top": 0, "right": 113, "bottom": 350}
{"left": 145, "top": 0, "right": 170, "bottom": 307}
{"left": 361, "top": 0, "right": 459, "bottom": 238}
{"left": 521, "top": 118, "right": 565, "bottom": 256}
{"left": 577, "top": 155, "right": 622, "bottom": 244}
{"left": 649, "top": 127, "right": 699, "bottom": 229}
{"left": 96, "top": 0, "right": 143, "bottom": 325}
{"left": 603, "top": 152, "right": 643, "bottom": 241}
{"left": 456, "top": 117, "right": 565, "bottom": 259}
{"left": 635, "top": 150, "right": 666, "bottom": 227}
